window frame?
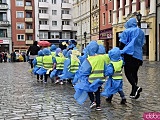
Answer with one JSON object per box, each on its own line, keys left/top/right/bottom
{"left": 17, "top": 34, "right": 25, "bottom": 41}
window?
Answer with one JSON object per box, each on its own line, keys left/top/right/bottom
{"left": 108, "top": 10, "right": 112, "bottom": 23}
{"left": 16, "top": 0, "right": 24, "bottom": 6}
{"left": 0, "top": 29, "right": 7, "bottom": 37}
{"left": 52, "top": 10, "right": 57, "bottom": 15}
{"left": 50, "top": 32, "right": 59, "bottom": 39}
{"left": 52, "top": 21, "right": 57, "bottom": 26}
{"left": 26, "top": 24, "right": 32, "bottom": 29}
{"left": 17, "top": 34, "right": 25, "bottom": 41}
{"left": 102, "top": 13, "right": 105, "bottom": 25}
{"left": 16, "top": 11, "right": 24, "bottom": 18}
{"left": 17, "top": 23, "right": 24, "bottom": 29}
{"left": 0, "top": 12, "right": 7, "bottom": 21}
{"left": 62, "top": 32, "right": 70, "bottom": 39}
{"left": 62, "top": 10, "right": 69, "bottom": 14}
{"left": 52, "top": 0, "right": 56, "bottom": 4}
{"left": 0, "top": 0, "right": 7, "bottom": 4}
{"left": 62, "top": 0, "right": 69, "bottom": 3}
{"left": 39, "top": 9, "right": 47, "bottom": 13}
{"left": 39, "top": 0, "right": 46, "bottom": 2}
{"left": 39, "top": 32, "right": 48, "bottom": 39}
{"left": 26, "top": 12, "right": 32, "bottom": 18}
{"left": 26, "top": 35, "right": 33, "bottom": 40}
{"left": 102, "top": 0, "right": 105, "bottom": 4}
{"left": 26, "top": 1, "right": 31, "bottom": 6}
{"left": 39, "top": 20, "right": 48, "bottom": 25}
{"left": 62, "top": 21, "right": 70, "bottom": 25}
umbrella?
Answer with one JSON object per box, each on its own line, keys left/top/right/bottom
{"left": 38, "top": 41, "right": 51, "bottom": 47}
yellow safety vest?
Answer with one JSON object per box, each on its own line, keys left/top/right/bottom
{"left": 55, "top": 57, "right": 65, "bottom": 70}
{"left": 111, "top": 60, "right": 123, "bottom": 80}
{"left": 43, "top": 55, "right": 53, "bottom": 69}
{"left": 51, "top": 52, "right": 56, "bottom": 57}
{"left": 68, "top": 58, "right": 79, "bottom": 73}
{"left": 36, "top": 56, "right": 43, "bottom": 67}
{"left": 87, "top": 55, "right": 105, "bottom": 83}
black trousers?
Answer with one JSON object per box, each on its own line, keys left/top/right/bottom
{"left": 123, "top": 54, "right": 142, "bottom": 95}
{"left": 30, "top": 59, "right": 34, "bottom": 69}
{"left": 88, "top": 87, "right": 101, "bottom": 107}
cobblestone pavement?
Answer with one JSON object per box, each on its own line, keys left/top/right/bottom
{"left": 0, "top": 61, "right": 159, "bottom": 120}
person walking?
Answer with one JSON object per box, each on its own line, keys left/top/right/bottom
{"left": 119, "top": 17, "right": 145, "bottom": 99}
{"left": 27, "top": 41, "right": 40, "bottom": 69}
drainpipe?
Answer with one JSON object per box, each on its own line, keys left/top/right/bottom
{"left": 156, "top": 0, "right": 158, "bottom": 61}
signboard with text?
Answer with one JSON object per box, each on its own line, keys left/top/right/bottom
{"left": 0, "top": 40, "right": 9, "bottom": 44}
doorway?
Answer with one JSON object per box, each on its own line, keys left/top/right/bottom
{"left": 143, "top": 35, "right": 149, "bottom": 59}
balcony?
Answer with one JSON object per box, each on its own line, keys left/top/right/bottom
{"left": 39, "top": 13, "right": 49, "bottom": 19}
{"left": 39, "top": 25, "right": 49, "bottom": 30}
{"left": 62, "top": 25, "right": 72, "bottom": 30}
{"left": 0, "top": 21, "right": 9, "bottom": 27}
{"left": 26, "top": 40, "right": 33, "bottom": 45}
{"left": 25, "top": 6, "right": 32, "bottom": 11}
{"left": 25, "top": 29, "right": 33, "bottom": 33}
{"left": 0, "top": 4, "right": 8, "bottom": 10}
{"left": 61, "top": 3, "right": 72, "bottom": 9}
{"left": 62, "top": 14, "right": 72, "bottom": 19}
{"left": 39, "top": 2, "right": 49, "bottom": 8}
{"left": 25, "top": 18, "right": 33, "bottom": 22}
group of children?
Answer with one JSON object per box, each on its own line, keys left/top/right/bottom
{"left": 31, "top": 40, "right": 126, "bottom": 111}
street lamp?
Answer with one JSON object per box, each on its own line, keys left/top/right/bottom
{"left": 84, "top": 31, "right": 87, "bottom": 47}
{"left": 136, "top": 12, "right": 142, "bottom": 28}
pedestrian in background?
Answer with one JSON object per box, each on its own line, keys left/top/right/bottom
{"left": 119, "top": 17, "right": 144, "bottom": 99}
{"left": 27, "top": 41, "right": 40, "bottom": 69}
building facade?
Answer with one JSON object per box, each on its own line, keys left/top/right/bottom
{"left": 112, "top": 0, "right": 156, "bottom": 61}
{"left": 0, "top": 0, "right": 12, "bottom": 53}
{"left": 35, "top": 0, "right": 76, "bottom": 46}
{"left": 11, "top": 0, "right": 35, "bottom": 52}
{"left": 90, "top": 0, "right": 99, "bottom": 40}
{"left": 73, "top": 0, "right": 91, "bottom": 51}
{"left": 99, "top": 0, "right": 113, "bottom": 52}
{"left": 157, "top": 0, "right": 160, "bottom": 61}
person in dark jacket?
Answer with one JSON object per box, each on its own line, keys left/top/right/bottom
{"left": 27, "top": 41, "right": 40, "bottom": 69}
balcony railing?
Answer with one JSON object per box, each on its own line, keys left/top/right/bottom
{"left": 26, "top": 40, "right": 33, "bottom": 45}
{"left": 25, "top": 6, "right": 32, "bottom": 11}
{"left": 62, "top": 14, "right": 72, "bottom": 19}
{"left": 62, "top": 25, "right": 72, "bottom": 30}
{"left": 39, "top": 2, "right": 49, "bottom": 8}
{"left": 25, "top": 18, "right": 33, "bottom": 22}
{"left": 0, "top": 4, "right": 8, "bottom": 9}
{"left": 0, "top": 21, "right": 9, "bottom": 27}
{"left": 61, "top": 3, "right": 72, "bottom": 9}
{"left": 39, "top": 13, "right": 49, "bottom": 19}
{"left": 25, "top": 29, "right": 33, "bottom": 33}
{"left": 39, "top": 25, "right": 49, "bottom": 30}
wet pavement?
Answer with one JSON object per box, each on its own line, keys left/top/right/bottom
{"left": 0, "top": 61, "right": 159, "bottom": 120}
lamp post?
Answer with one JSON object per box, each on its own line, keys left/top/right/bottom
{"left": 136, "top": 12, "right": 142, "bottom": 28}
{"left": 84, "top": 31, "right": 87, "bottom": 48}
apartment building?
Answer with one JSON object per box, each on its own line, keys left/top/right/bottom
{"left": 73, "top": 0, "right": 91, "bottom": 51}
{"left": 99, "top": 0, "right": 113, "bottom": 52}
{"left": 0, "top": 0, "right": 12, "bottom": 53}
{"left": 35, "top": 0, "right": 76, "bottom": 46}
{"left": 11, "top": 0, "right": 35, "bottom": 52}
{"left": 112, "top": 0, "right": 156, "bottom": 61}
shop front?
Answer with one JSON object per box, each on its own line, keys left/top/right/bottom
{"left": 0, "top": 40, "right": 11, "bottom": 53}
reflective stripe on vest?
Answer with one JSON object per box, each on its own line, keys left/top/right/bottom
{"left": 43, "top": 55, "right": 53, "bottom": 69}
{"left": 87, "top": 55, "right": 105, "bottom": 83}
{"left": 68, "top": 58, "right": 79, "bottom": 73}
{"left": 55, "top": 57, "right": 65, "bottom": 70}
{"left": 51, "top": 52, "right": 56, "bottom": 57}
{"left": 36, "top": 56, "right": 43, "bottom": 67}
{"left": 111, "top": 60, "right": 123, "bottom": 80}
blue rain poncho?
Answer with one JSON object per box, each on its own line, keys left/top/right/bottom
{"left": 32, "top": 50, "right": 44, "bottom": 75}
{"left": 62, "top": 49, "right": 68, "bottom": 57}
{"left": 73, "top": 41, "right": 108, "bottom": 105}
{"left": 36, "top": 48, "right": 54, "bottom": 75}
{"left": 67, "top": 40, "right": 75, "bottom": 50}
{"left": 50, "top": 44, "right": 57, "bottom": 52}
{"left": 119, "top": 18, "right": 145, "bottom": 60}
{"left": 101, "top": 47, "right": 124, "bottom": 97}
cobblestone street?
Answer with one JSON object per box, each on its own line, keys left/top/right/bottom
{"left": 0, "top": 62, "right": 159, "bottom": 120}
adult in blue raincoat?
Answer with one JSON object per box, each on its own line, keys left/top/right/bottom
{"left": 74, "top": 41, "right": 108, "bottom": 111}
{"left": 32, "top": 50, "right": 44, "bottom": 82}
{"left": 119, "top": 17, "right": 144, "bottom": 99}
{"left": 36, "top": 48, "right": 55, "bottom": 83}
{"left": 67, "top": 40, "right": 75, "bottom": 50}
{"left": 101, "top": 47, "right": 126, "bottom": 104}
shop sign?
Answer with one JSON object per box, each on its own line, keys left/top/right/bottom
{"left": 99, "top": 29, "right": 112, "bottom": 39}
{"left": 0, "top": 40, "right": 9, "bottom": 44}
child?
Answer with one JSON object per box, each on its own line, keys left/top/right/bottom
{"left": 32, "top": 50, "right": 44, "bottom": 82}
{"left": 101, "top": 47, "right": 126, "bottom": 104}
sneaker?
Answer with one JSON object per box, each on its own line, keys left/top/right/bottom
{"left": 55, "top": 79, "right": 59, "bottom": 84}
{"left": 90, "top": 102, "right": 96, "bottom": 109}
{"left": 60, "top": 81, "right": 63, "bottom": 85}
{"left": 120, "top": 99, "right": 127, "bottom": 104}
{"left": 43, "top": 81, "right": 47, "bottom": 84}
{"left": 96, "top": 107, "right": 101, "bottom": 111}
{"left": 134, "top": 87, "right": 142, "bottom": 99}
